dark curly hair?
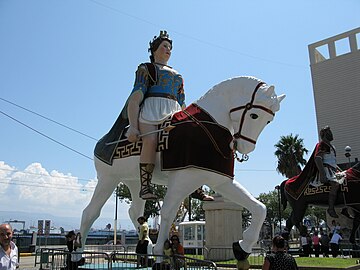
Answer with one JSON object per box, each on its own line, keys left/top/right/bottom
{"left": 148, "top": 30, "right": 172, "bottom": 62}
{"left": 272, "top": 235, "right": 285, "bottom": 249}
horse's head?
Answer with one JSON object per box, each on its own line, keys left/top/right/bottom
{"left": 228, "top": 77, "right": 285, "bottom": 155}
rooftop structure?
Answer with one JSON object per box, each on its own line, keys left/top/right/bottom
{"left": 308, "top": 27, "right": 360, "bottom": 166}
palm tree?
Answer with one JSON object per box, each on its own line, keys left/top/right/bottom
{"left": 274, "top": 134, "right": 308, "bottom": 178}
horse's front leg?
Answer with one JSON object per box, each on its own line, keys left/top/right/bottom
{"left": 214, "top": 179, "right": 266, "bottom": 259}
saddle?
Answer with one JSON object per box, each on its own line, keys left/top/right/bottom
{"left": 94, "top": 104, "right": 235, "bottom": 179}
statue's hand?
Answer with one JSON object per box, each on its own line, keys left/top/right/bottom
{"left": 319, "top": 173, "right": 328, "bottom": 184}
{"left": 127, "top": 126, "right": 140, "bottom": 142}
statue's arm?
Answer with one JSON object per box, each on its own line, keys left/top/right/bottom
{"left": 127, "top": 64, "right": 148, "bottom": 142}
{"left": 314, "top": 152, "right": 327, "bottom": 182}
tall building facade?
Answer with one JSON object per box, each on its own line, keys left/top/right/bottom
{"left": 308, "top": 27, "right": 360, "bottom": 166}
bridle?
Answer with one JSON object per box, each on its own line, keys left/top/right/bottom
{"left": 229, "top": 81, "right": 275, "bottom": 162}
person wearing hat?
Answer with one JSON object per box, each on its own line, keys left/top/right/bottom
{"left": 126, "top": 30, "right": 213, "bottom": 202}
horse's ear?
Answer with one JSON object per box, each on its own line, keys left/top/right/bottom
{"left": 277, "top": 94, "right": 286, "bottom": 103}
{"left": 265, "top": 85, "right": 275, "bottom": 96}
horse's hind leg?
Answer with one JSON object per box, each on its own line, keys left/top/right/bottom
{"left": 79, "top": 174, "right": 119, "bottom": 248}
{"left": 350, "top": 210, "right": 360, "bottom": 244}
{"left": 213, "top": 180, "right": 266, "bottom": 254}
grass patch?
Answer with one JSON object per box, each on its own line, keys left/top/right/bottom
{"left": 190, "top": 255, "right": 359, "bottom": 268}
{"left": 294, "top": 257, "right": 359, "bottom": 268}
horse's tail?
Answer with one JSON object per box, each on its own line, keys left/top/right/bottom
{"left": 280, "top": 180, "right": 288, "bottom": 211}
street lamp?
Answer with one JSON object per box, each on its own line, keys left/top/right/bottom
{"left": 345, "top": 146, "right": 352, "bottom": 169}
{"left": 275, "top": 185, "right": 282, "bottom": 233}
{"left": 114, "top": 185, "right": 119, "bottom": 245}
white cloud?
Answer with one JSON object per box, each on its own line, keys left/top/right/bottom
{"left": 0, "top": 161, "right": 131, "bottom": 229}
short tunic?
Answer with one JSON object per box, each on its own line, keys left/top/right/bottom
{"left": 265, "top": 251, "right": 298, "bottom": 270}
{"left": 311, "top": 142, "right": 339, "bottom": 186}
{"left": 131, "top": 63, "right": 185, "bottom": 124}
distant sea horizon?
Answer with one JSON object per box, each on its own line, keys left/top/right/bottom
{"left": 0, "top": 210, "right": 136, "bottom": 232}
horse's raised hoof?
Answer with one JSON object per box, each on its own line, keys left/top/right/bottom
{"left": 327, "top": 208, "right": 339, "bottom": 218}
{"left": 233, "top": 241, "right": 250, "bottom": 261}
{"left": 190, "top": 188, "right": 214, "bottom": 201}
{"left": 236, "top": 259, "right": 250, "bottom": 270}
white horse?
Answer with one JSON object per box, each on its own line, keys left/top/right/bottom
{"left": 80, "top": 76, "right": 285, "bottom": 262}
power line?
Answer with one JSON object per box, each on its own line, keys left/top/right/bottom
{"left": 88, "top": 0, "right": 306, "bottom": 69}
{"left": 0, "top": 97, "right": 97, "bottom": 141}
{"left": 0, "top": 167, "right": 95, "bottom": 183}
{"left": 0, "top": 178, "right": 93, "bottom": 192}
{"left": 0, "top": 110, "right": 93, "bottom": 161}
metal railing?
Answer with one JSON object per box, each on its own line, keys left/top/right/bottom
{"left": 35, "top": 248, "right": 217, "bottom": 269}
{"left": 203, "top": 247, "right": 266, "bottom": 268}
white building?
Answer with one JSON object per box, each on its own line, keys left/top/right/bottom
{"left": 308, "top": 27, "right": 360, "bottom": 166}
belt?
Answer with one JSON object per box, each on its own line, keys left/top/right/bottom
{"left": 145, "top": 92, "right": 177, "bottom": 101}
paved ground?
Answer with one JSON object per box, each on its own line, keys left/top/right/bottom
{"left": 19, "top": 255, "right": 37, "bottom": 270}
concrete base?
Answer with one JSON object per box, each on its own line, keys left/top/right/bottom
{"left": 203, "top": 193, "right": 243, "bottom": 261}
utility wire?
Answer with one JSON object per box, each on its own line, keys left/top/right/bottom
{"left": 0, "top": 179, "right": 93, "bottom": 192}
{"left": 0, "top": 110, "right": 93, "bottom": 161}
{"left": 88, "top": 0, "right": 306, "bottom": 69}
{"left": 0, "top": 97, "right": 97, "bottom": 141}
{"left": 0, "top": 167, "right": 95, "bottom": 183}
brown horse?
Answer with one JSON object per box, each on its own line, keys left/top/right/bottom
{"left": 280, "top": 162, "right": 360, "bottom": 243}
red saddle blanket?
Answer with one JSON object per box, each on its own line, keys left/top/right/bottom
{"left": 161, "top": 104, "right": 235, "bottom": 179}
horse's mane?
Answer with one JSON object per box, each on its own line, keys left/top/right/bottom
{"left": 198, "top": 76, "right": 281, "bottom": 113}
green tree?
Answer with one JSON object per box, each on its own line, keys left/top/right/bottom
{"left": 257, "top": 190, "right": 292, "bottom": 233}
{"left": 116, "top": 183, "right": 167, "bottom": 218}
{"left": 274, "top": 134, "right": 308, "bottom": 178}
{"left": 115, "top": 183, "right": 209, "bottom": 221}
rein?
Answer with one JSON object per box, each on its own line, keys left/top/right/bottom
{"left": 182, "top": 109, "right": 232, "bottom": 160}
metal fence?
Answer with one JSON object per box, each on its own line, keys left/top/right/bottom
{"left": 203, "top": 247, "right": 266, "bottom": 269}
{"left": 35, "top": 248, "right": 218, "bottom": 270}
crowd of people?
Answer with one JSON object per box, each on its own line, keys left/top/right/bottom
{"left": 298, "top": 226, "right": 343, "bottom": 258}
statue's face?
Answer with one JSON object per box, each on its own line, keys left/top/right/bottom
{"left": 322, "top": 128, "right": 333, "bottom": 142}
{"left": 153, "top": 40, "right": 172, "bottom": 63}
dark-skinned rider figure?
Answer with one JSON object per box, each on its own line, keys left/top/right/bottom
{"left": 314, "top": 126, "right": 339, "bottom": 218}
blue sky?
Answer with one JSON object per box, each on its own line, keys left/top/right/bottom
{"left": 0, "top": 0, "right": 359, "bottom": 230}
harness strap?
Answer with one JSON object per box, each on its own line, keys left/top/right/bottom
{"left": 230, "top": 82, "right": 275, "bottom": 143}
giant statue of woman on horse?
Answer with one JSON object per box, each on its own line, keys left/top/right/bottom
{"left": 79, "top": 30, "right": 285, "bottom": 268}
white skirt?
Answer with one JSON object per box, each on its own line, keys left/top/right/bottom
{"left": 139, "top": 97, "right": 182, "bottom": 125}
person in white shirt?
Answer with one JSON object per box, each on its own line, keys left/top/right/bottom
{"left": 0, "top": 224, "right": 19, "bottom": 270}
{"left": 330, "top": 231, "right": 343, "bottom": 258}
